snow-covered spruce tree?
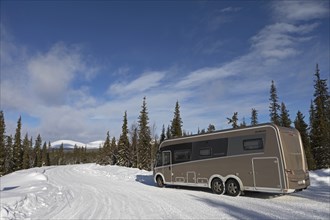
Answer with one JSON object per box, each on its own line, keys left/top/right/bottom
{"left": 294, "top": 111, "right": 316, "bottom": 170}
{"left": 269, "top": 80, "right": 281, "bottom": 126}
{"left": 12, "top": 116, "right": 23, "bottom": 171}
{"left": 170, "top": 100, "right": 183, "bottom": 138}
{"left": 5, "top": 135, "right": 14, "bottom": 174}
{"left": 110, "top": 137, "right": 117, "bottom": 165}
{"left": 129, "top": 123, "right": 138, "bottom": 168}
{"left": 41, "top": 142, "right": 49, "bottom": 166}
{"left": 227, "top": 112, "right": 239, "bottom": 128}
{"left": 117, "top": 111, "right": 130, "bottom": 167}
{"left": 280, "top": 102, "right": 292, "bottom": 127}
{"left": 99, "top": 131, "right": 111, "bottom": 165}
{"left": 251, "top": 108, "right": 258, "bottom": 125}
{"left": 22, "top": 133, "right": 31, "bottom": 169}
{"left": 0, "top": 111, "right": 6, "bottom": 175}
{"left": 310, "top": 64, "right": 330, "bottom": 169}
{"left": 34, "top": 134, "right": 42, "bottom": 167}
{"left": 137, "top": 97, "right": 152, "bottom": 170}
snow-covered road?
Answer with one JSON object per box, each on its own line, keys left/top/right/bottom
{"left": 1, "top": 164, "right": 329, "bottom": 219}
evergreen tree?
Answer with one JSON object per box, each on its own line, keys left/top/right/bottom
{"left": 310, "top": 64, "right": 330, "bottom": 168}
{"left": 207, "top": 124, "right": 216, "bottom": 133}
{"left": 41, "top": 142, "right": 48, "bottom": 166}
{"left": 240, "top": 117, "right": 247, "bottom": 128}
{"left": 160, "top": 124, "right": 166, "bottom": 143}
{"left": 34, "top": 134, "right": 42, "bottom": 167}
{"left": 170, "top": 101, "right": 183, "bottom": 138}
{"left": 294, "top": 111, "right": 316, "bottom": 170}
{"left": 100, "top": 131, "right": 111, "bottom": 165}
{"left": 110, "top": 137, "right": 117, "bottom": 165}
{"left": 251, "top": 108, "right": 258, "bottom": 125}
{"left": 22, "top": 133, "right": 31, "bottom": 169}
{"left": 166, "top": 125, "right": 172, "bottom": 139}
{"left": 227, "top": 112, "right": 239, "bottom": 128}
{"left": 58, "top": 143, "right": 64, "bottom": 165}
{"left": 269, "top": 80, "right": 281, "bottom": 125}
{"left": 130, "top": 123, "right": 138, "bottom": 168}
{"left": 5, "top": 135, "right": 14, "bottom": 174}
{"left": 0, "top": 111, "right": 6, "bottom": 175}
{"left": 12, "top": 116, "right": 23, "bottom": 171}
{"left": 117, "top": 111, "right": 130, "bottom": 166}
{"left": 137, "top": 97, "right": 152, "bottom": 170}
{"left": 280, "top": 102, "right": 292, "bottom": 127}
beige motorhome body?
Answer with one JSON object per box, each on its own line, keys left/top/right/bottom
{"left": 153, "top": 123, "right": 310, "bottom": 196}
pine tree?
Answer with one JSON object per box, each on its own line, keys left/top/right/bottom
{"left": 58, "top": 143, "right": 64, "bottom": 165}
{"left": 137, "top": 97, "right": 152, "bottom": 170}
{"left": 310, "top": 64, "right": 330, "bottom": 168}
{"left": 240, "top": 117, "right": 247, "bottom": 128}
{"left": 110, "top": 137, "right": 117, "bottom": 165}
{"left": 41, "top": 142, "right": 48, "bottom": 166}
{"left": 170, "top": 101, "right": 183, "bottom": 138}
{"left": 294, "top": 111, "right": 316, "bottom": 170}
{"left": 251, "top": 108, "right": 258, "bottom": 125}
{"left": 280, "top": 102, "right": 292, "bottom": 127}
{"left": 117, "top": 111, "right": 130, "bottom": 167}
{"left": 0, "top": 111, "right": 6, "bottom": 175}
{"left": 22, "top": 133, "right": 31, "bottom": 169}
{"left": 5, "top": 135, "right": 14, "bottom": 174}
{"left": 207, "top": 124, "right": 216, "bottom": 133}
{"left": 269, "top": 80, "right": 281, "bottom": 125}
{"left": 130, "top": 123, "right": 138, "bottom": 168}
{"left": 99, "top": 131, "right": 111, "bottom": 165}
{"left": 166, "top": 125, "right": 172, "bottom": 139}
{"left": 227, "top": 112, "right": 239, "bottom": 128}
{"left": 34, "top": 134, "right": 42, "bottom": 167}
{"left": 160, "top": 124, "right": 166, "bottom": 143}
{"left": 13, "top": 116, "right": 23, "bottom": 171}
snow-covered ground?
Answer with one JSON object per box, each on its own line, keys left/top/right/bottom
{"left": 1, "top": 164, "right": 329, "bottom": 219}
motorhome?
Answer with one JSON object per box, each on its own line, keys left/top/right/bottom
{"left": 153, "top": 123, "right": 310, "bottom": 196}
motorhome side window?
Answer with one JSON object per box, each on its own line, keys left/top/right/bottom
{"left": 163, "top": 152, "right": 171, "bottom": 165}
{"left": 243, "top": 138, "right": 263, "bottom": 150}
{"left": 156, "top": 152, "right": 162, "bottom": 167}
{"left": 174, "top": 149, "right": 191, "bottom": 163}
{"left": 199, "top": 148, "right": 211, "bottom": 156}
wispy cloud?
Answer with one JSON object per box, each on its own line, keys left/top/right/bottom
{"left": 272, "top": 1, "right": 329, "bottom": 22}
{"left": 251, "top": 22, "right": 320, "bottom": 60}
{"left": 108, "top": 71, "right": 166, "bottom": 96}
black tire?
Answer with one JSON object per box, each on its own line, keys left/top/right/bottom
{"left": 156, "top": 176, "right": 165, "bottom": 187}
{"left": 225, "top": 179, "right": 241, "bottom": 196}
{"left": 211, "top": 178, "right": 225, "bottom": 195}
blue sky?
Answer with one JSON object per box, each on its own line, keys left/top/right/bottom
{"left": 1, "top": 0, "right": 329, "bottom": 143}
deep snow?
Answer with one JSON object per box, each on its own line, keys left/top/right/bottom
{"left": 1, "top": 164, "right": 329, "bottom": 219}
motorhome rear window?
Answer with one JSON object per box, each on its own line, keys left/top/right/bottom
{"left": 243, "top": 138, "right": 263, "bottom": 150}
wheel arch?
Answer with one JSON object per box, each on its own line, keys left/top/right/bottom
{"left": 154, "top": 172, "right": 165, "bottom": 184}
{"left": 208, "top": 174, "right": 225, "bottom": 188}
{"left": 224, "top": 175, "right": 244, "bottom": 190}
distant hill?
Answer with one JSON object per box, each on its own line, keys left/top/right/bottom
{"left": 51, "top": 140, "right": 104, "bottom": 150}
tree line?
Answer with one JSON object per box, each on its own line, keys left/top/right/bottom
{"left": 0, "top": 64, "right": 329, "bottom": 176}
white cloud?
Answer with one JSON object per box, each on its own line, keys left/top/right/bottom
{"left": 251, "top": 23, "right": 319, "bottom": 59}
{"left": 108, "top": 71, "right": 166, "bottom": 96}
{"left": 272, "top": 0, "right": 329, "bottom": 22}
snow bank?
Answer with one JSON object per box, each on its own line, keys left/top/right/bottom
{"left": 1, "top": 165, "right": 329, "bottom": 219}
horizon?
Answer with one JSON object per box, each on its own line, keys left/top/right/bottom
{"left": 1, "top": 0, "right": 329, "bottom": 143}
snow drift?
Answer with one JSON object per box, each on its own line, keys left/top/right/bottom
{"left": 1, "top": 164, "right": 329, "bottom": 219}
